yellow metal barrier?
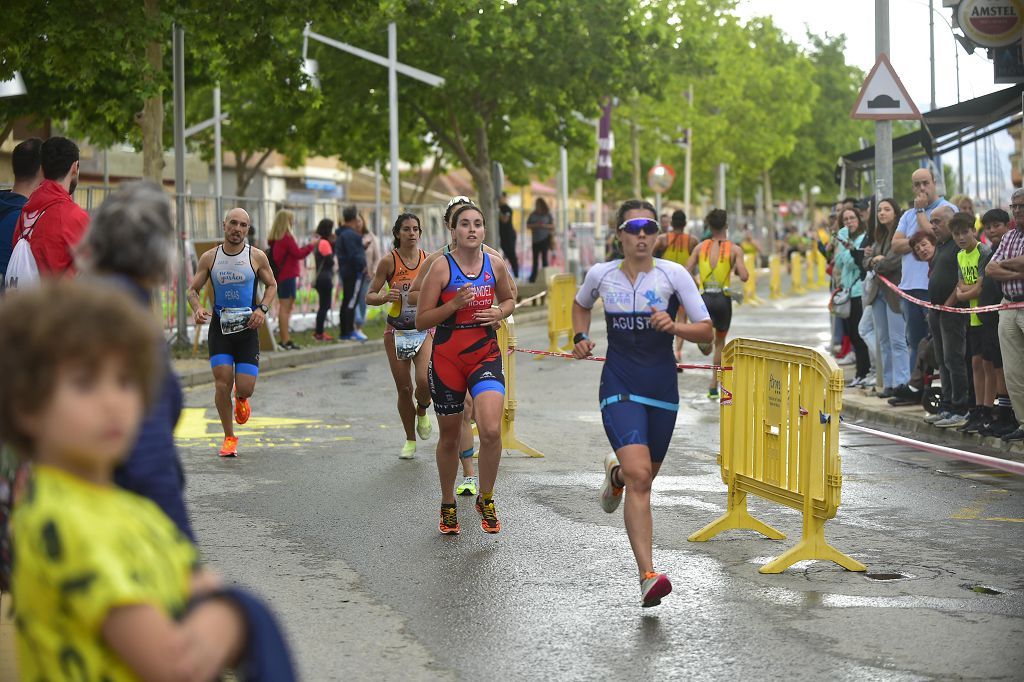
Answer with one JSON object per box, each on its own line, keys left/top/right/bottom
{"left": 768, "top": 255, "right": 782, "bottom": 299}
{"left": 806, "top": 246, "right": 818, "bottom": 289}
{"left": 474, "top": 315, "right": 544, "bottom": 457}
{"left": 789, "top": 252, "right": 806, "bottom": 294}
{"left": 547, "top": 273, "right": 577, "bottom": 352}
{"left": 689, "top": 338, "right": 865, "bottom": 574}
{"left": 817, "top": 250, "right": 828, "bottom": 289}
{"left": 742, "top": 253, "right": 761, "bottom": 306}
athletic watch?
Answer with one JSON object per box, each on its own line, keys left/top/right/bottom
{"left": 573, "top": 332, "right": 589, "bottom": 344}
{"left": 257, "top": 303, "right": 269, "bottom": 314}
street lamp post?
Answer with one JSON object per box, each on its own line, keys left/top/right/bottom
{"left": 303, "top": 23, "right": 444, "bottom": 226}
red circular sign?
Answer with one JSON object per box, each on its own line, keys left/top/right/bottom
{"left": 647, "top": 164, "right": 676, "bottom": 193}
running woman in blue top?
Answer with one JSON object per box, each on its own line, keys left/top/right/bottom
{"left": 572, "top": 199, "right": 713, "bottom": 607}
{"left": 188, "top": 207, "right": 278, "bottom": 457}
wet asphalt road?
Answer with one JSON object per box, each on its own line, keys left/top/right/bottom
{"left": 179, "top": 292, "right": 1024, "bottom": 681}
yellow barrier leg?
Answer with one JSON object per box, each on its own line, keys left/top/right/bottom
{"left": 769, "top": 255, "right": 782, "bottom": 299}
{"left": 742, "top": 253, "right": 761, "bottom": 306}
{"left": 758, "top": 514, "right": 866, "bottom": 574}
{"left": 688, "top": 489, "right": 786, "bottom": 542}
{"left": 498, "top": 318, "right": 544, "bottom": 457}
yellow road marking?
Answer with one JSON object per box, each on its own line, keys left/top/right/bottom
{"left": 175, "top": 407, "right": 324, "bottom": 441}
{"left": 951, "top": 489, "right": 1024, "bottom": 522}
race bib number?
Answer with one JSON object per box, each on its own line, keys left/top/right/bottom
{"left": 220, "top": 307, "right": 253, "bottom": 335}
{"left": 394, "top": 328, "right": 428, "bottom": 360}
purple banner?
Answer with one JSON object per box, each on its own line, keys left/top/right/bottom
{"left": 596, "top": 98, "right": 613, "bottom": 181}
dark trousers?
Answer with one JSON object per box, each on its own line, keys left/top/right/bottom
{"left": 903, "top": 290, "right": 930, "bottom": 369}
{"left": 928, "top": 309, "right": 969, "bottom": 412}
{"left": 339, "top": 271, "right": 361, "bottom": 337}
{"left": 315, "top": 278, "right": 333, "bottom": 335}
{"left": 530, "top": 236, "right": 551, "bottom": 283}
{"left": 845, "top": 296, "right": 871, "bottom": 379}
{"left": 500, "top": 229, "right": 519, "bottom": 278}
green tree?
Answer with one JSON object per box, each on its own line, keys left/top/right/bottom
{"left": 771, "top": 32, "right": 872, "bottom": 198}
{"left": 307, "top": 0, "right": 666, "bottom": 242}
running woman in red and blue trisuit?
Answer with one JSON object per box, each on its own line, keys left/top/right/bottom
{"left": 416, "top": 203, "right": 516, "bottom": 535}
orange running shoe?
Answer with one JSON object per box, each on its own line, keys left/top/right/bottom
{"left": 475, "top": 496, "right": 501, "bottom": 534}
{"left": 439, "top": 506, "right": 460, "bottom": 535}
{"left": 234, "top": 391, "right": 251, "bottom": 425}
{"left": 219, "top": 436, "right": 239, "bottom": 457}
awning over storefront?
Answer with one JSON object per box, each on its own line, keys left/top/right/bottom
{"left": 837, "top": 84, "right": 1024, "bottom": 177}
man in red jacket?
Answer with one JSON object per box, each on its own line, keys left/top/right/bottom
{"left": 11, "top": 136, "right": 90, "bottom": 276}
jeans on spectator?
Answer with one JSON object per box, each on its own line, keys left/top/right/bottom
{"left": 903, "top": 290, "right": 929, "bottom": 370}
{"left": 928, "top": 309, "right": 969, "bottom": 413}
{"left": 354, "top": 273, "right": 371, "bottom": 327}
{"left": 872, "top": 297, "right": 910, "bottom": 389}
{"left": 858, "top": 302, "right": 876, "bottom": 372}
{"left": 998, "top": 307, "right": 1024, "bottom": 425}
{"left": 846, "top": 296, "right": 871, "bottom": 379}
{"left": 530, "top": 236, "right": 551, "bottom": 283}
{"left": 339, "top": 270, "right": 362, "bottom": 337}
{"left": 315, "top": 277, "right": 333, "bottom": 335}
{"left": 832, "top": 314, "right": 844, "bottom": 350}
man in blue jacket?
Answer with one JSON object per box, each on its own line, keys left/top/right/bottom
{"left": 335, "top": 205, "right": 367, "bottom": 341}
{"left": 0, "top": 137, "right": 43, "bottom": 286}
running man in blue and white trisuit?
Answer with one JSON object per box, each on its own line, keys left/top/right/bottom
{"left": 188, "top": 207, "right": 278, "bottom": 457}
{"left": 572, "top": 199, "right": 713, "bottom": 607}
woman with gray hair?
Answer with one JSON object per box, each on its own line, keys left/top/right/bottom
{"left": 77, "top": 181, "right": 194, "bottom": 540}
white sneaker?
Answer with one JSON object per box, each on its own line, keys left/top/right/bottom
{"left": 837, "top": 354, "right": 856, "bottom": 366}
{"left": 924, "top": 411, "right": 950, "bottom": 425}
{"left": 416, "top": 413, "right": 433, "bottom": 440}
{"left": 599, "top": 452, "right": 623, "bottom": 513}
{"left": 399, "top": 440, "right": 416, "bottom": 459}
{"left": 845, "top": 377, "right": 862, "bottom": 388}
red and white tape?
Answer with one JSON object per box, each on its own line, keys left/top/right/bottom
{"left": 841, "top": 420, "right": 1024, "bottom": 476}
{"left": 509, "top": 346, "right": 730, "bottom": 371}
{"left": 876, "top": 275, "right": 1024, "bottom": 314}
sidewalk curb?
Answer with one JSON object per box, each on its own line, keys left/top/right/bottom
{"left": 175, "top": 307, "right": 550, "bottom": 389}
{"left": 841, "top": 394, "right": 1024, "bottom": 458}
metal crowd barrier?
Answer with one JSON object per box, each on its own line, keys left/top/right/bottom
{"left": 689, "top": 337, "right": 866, "bottom": 574}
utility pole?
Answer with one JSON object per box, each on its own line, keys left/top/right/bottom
{"left": 875, "top": 0, "right": 893, "bottom": 200}
{"left": 172, "top": 24, "right": 188, "bottom": 347}
{"left": 684, "top": 84, "right": 693, "bottom": 219}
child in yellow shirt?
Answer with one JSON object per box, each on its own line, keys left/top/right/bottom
{"left": 0, "top": 282, "right": 249, "bottom": 681}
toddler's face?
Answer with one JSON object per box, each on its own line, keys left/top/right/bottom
{"left": 21, "top": 356, "right": 144, "bottom": 473}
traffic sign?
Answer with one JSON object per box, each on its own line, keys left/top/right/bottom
{"left": 778, "top": 202, "right": 790, "bottom": 216}
{"left": 647, "top": 164, "right": 675, "bottom": 193}
{"left": 850, "top": 53, "right": 921, "bottom": 121}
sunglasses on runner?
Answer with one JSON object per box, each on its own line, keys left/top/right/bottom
{"left": 446, "top": 195, "right": 472, "bottom": 210}
{"left": 617, "top": 218, "right": 660, "bottom": 235}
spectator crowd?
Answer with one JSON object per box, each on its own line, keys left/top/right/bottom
{"left": 821, "top": 167, "right": 1024, "bottom": 442}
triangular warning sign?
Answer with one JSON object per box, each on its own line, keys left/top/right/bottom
{"left": 851, "top": 53, "right": 922, "bottom": 121}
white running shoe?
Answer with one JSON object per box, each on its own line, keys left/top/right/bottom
{"left": 641, "top": 571, "right": 672, "bottom": 607}
{"left": 399, "top": 440, "right": 416, "bottom": 459}
{"left": 599, "top": 452, "right": 623, "bottom": 513}
{"left": 416, "top": 413, "right": 433, "bottom": 440}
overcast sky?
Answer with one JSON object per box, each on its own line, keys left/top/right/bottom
{"left": 736, "top": 0, "right": 1015, "bottom": 204}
